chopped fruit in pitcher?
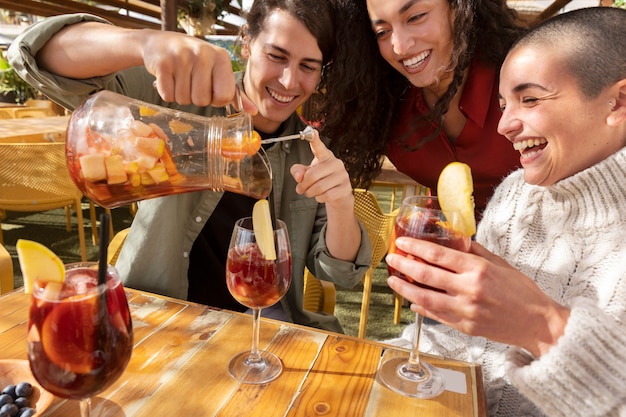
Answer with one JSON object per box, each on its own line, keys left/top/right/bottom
{"left": 168, "top": 119, "right": 193, "bottom": 134}
{"left": 221, "top": 130, "right": 262, "bottom": 161}
{"left": 79, "top": 154, "right": 107, "bottom": 182}
{"left": 437, "top": 162, "right": 477, "bottom": 237}
{"left": 16, "top": 240, "right": 65, "bottom": 294}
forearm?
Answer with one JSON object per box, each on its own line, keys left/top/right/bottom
{"left": 36, "top": 21, "right": 144, "bottom": 79}
{"left": 323, "top": 197, "right": 362, "bottom": 262}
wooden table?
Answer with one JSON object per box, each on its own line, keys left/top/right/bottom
{"left": 0, "top": 288, "right": 486, "bottom": 417}
{"left": 0, "top": 116, "right": 69, "bottom": 142}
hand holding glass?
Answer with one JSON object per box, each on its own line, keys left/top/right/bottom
{"left": 226, "top": 217, "right": 291, "bottom": 384}
{"left": 27, "top": 262, "right": 133, "bottom": 417}
{"left": 378, "top": 196, "right": 470, "bottom": 399}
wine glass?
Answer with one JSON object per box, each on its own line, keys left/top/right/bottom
{"left": 27, "top": 262, "right": 134, "bottom": 417}
{"left": 378, "top": 195, "right": 471, "bottom": 399}
{"left": 226, "top": 217, "right": 292, "bottom": 384}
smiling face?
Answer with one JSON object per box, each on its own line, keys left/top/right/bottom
{"left": 242, "top": 9, "right": 323, "bottom": 134}
{"left": 367, "top": 0, "right": 455, "bottom": 93}
{"left": 498, "top": 44, "right": 622, "bottom": 186}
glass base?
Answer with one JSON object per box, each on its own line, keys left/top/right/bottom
{"left": 228, "top": 350, "right": 283, "bottom": 384}
{"left": 376, "top": 355, "right": 445, "bottom": 399}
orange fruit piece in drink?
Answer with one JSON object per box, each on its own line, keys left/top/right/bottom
{"left": 41, "top": 294, "right": 99, "bottom": 374}
{"left": 16, "top": 240, "right": 65, "bottom": 294}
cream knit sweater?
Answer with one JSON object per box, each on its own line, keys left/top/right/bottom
{"left": 386, "top": 147, "right": 626, "bottom": 416}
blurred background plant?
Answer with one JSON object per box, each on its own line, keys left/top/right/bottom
{"left": 0, "top": 53, "right": 38, "bottom": 103}
{"left": 178, "top": 0, "right": 243, "bottom": 36}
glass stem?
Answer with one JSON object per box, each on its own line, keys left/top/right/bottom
{"left": 79, "top": 397, "right": 91, "bottom": 417}
{"left": 247, "top": 308, "right": 263, "bottom": 366}
{"left": 406, "top": 313, "right": 425, "bottom": 374}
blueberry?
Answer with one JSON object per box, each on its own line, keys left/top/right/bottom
{"left": 12, "top": 384, "right": 31, "bottom": 400}
{"left": 0, "top": 395, "right": 12, "bottom": 407}
{"left": 16, "top": 409, "right": 36, "bottom": 417}
{"left": 13, "top": 398, "right": 28, "bottom": 410}
{"left": 0, "top": 386, "right": 15, "bottom": 400}
{"left": 0, "top": 403, "right": 17, "bottom": 417}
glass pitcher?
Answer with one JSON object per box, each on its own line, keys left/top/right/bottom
{"left": 65, "top": 90, "right": 272, "bottom": 208}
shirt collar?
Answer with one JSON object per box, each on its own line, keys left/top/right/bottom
{"left": 459, "top": 59, "right": 497, "bottom": 129}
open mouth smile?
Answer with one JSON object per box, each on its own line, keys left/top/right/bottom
{"left": 514, "top": 138, "right": 548, "bottom": 158}
{"left": 402, "top": 50, "right": 430, "bottom": 70}
{"left": 266, "top": 87, "right": 297, "bottom": 104}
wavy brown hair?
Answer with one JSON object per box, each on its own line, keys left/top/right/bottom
{"left": 316, "top": 0, "right": 528, "bottom": 188}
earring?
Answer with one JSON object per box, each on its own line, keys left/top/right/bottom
{"left": 609, "top": 99, "right": 616, "bottom": 111}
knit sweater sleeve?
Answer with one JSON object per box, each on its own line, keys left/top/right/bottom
{"left": 478, "top": 159, "right": 626, "bottom": 416}
{"left": 506, "top": 297, "right": 626, "bottom": 417}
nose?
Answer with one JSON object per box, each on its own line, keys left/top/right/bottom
{"left": 497, "top": 106, "right": 522, "bottom": 139}
{"left": 391, "top": 28, "right": 414, "bottom": 56}
{"left": 278, "top": 66, "right": 298, "bottom": 90}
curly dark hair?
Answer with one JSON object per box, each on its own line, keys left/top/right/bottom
{"left": 315, "top": 0, "right": 528, "bottom": 188}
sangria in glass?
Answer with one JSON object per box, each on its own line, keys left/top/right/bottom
{"left": 27, "top": 262, "right": 133, "bottom": 416}
{"left": 378, "top": 196, "right": 470, "bottom": 399}
{"left": 225, "top": 217, "right": 291, "bottom": 384}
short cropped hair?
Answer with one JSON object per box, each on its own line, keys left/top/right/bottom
{"left": 512, "top": 7, "right": 626, "bottom": 98}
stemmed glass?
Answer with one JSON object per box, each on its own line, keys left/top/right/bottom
{"left": 226, "top": 217, "right": 292, "bottom": 384}
{"left": 378, "top": 196, "right": 471, "bottom": 399}
{"left": 27, "top": 262, "right": 133, "bottom": 416}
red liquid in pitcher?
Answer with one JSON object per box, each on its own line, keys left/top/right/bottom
{"left": 226, "top": 243, "right": 292, "bottom": 309}
{"left": 27, "top": 269, "right": 133, "bottom": 399}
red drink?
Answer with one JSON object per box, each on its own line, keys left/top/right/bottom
{"left": 388, "top": 210, "right": 470, "bottom": 284}
{"left": 226, "top": 243, "right": 292, "bottom": 309}
{"left": 27, "top": 264, "right": 133, "bottom": 399}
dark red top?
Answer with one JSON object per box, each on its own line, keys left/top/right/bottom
{"left": 385, "top": 59, "right": 521, "bottom": 218}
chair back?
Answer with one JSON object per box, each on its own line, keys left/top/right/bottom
{"left": 0, "top": 243, "right": 14, "bottom": 295}
{"left": 0, "top": 142, "right": 87, "bottom": 260}
{"left": 0, "top": 142, "right": 83, "bottom": 210}
{"left": 107, "top": 228, "right": 130, "bottom": 265}
{"left": 303, "top": 267, "right": 336, "bottom": 315}
{"left": 353, "top": 188, "right": 398, "bottom": 338}
{"left": 354, "top": 189, "right": 397, "bottom": 268}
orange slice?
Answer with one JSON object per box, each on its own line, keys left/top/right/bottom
{"left": 41, "top": 294, "right": 99, "bottom": 374}
{"left": 252, "top": 199, "right": 276, "bottom": 260}
{"left": 16, "top": 240, "right": 65, "bottom": 294}
{"left": 437, "top": 162, "right": 476, "bottom": 237}
{"left": 221, "top": 130, "right": 262, "bottom": 160}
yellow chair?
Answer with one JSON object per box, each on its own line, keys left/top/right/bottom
{"left": 107, "top": 227, "right": 130, "bottom": 265}
{"left": 302, "top": 267, "right": 336, "bottom": 315}
{"left": 0, "top": 142, "right": 88, "bottom": 261}
{"left": 353, "top": 188, "right": 399, "bottom": 338}
{"left": 0, "top": 243, "right": 14, "bottom": 295}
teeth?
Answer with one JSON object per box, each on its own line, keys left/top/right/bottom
{"left": 267, "top": 88, "right": 295, "bottom": 104}
{"left": 403, "top": 51, "right": 429, "bottom": 68}
{"left": 513, "top": 138, "right": 547, "bottom": 152}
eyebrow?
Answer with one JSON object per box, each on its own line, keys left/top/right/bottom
{"left": 499, "top": 82, "right": 550, "bottom": 99}
{"left": 371, "top": 0, "right": 420, "bottom": 25}
{"left": 266, "top": 43, "right": 323, "bottom": 66}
